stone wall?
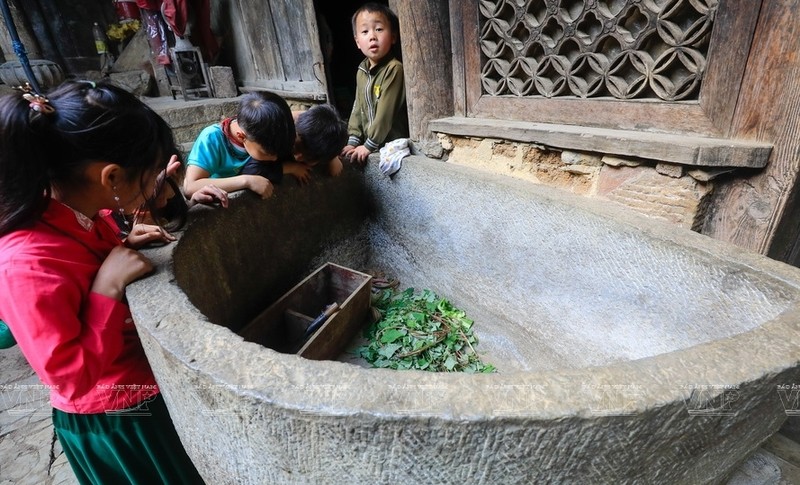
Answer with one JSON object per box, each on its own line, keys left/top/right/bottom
{"left": 438, "top": 134, "right": 720, "bottom": 232}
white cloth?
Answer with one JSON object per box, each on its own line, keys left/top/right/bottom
{"left": 379, "top": 138, "right": 410, "bottom": 176}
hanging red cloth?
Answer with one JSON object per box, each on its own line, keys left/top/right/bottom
{"left": 161, "top": 0, "right": 219, "bottom": 62}
{"left": 135, "top": 0, "right": 219, "bottom": 62}
{"left": 139, "top": 8, "right": 171, "bottom": 65}
{"left": 135, "top": 0, "right": 161, "bottom": 9}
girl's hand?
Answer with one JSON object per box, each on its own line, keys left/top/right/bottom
{"left": 340, "top": 145, "right": 356, "bottom": 159}
{"left": 164, "top": 155, "right": 181, "bottom": 178}
{"left": 154, "top": 155, "right": 181, "bottom": 197}
{"left": 92, "top": 246, "right": 154, "bottom": 300}
{"left": 125, "top": 223, "right": 176, "bottom": 249}
{"left": 245, "top": 175, "right": 274, "bottom": 199}
{"left": 190, "top": 184, "right": 228, "bottom": 208}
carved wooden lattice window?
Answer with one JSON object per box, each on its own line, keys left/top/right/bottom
{"left": 479, "top": 0, "right": 716, "bottom": 101}
{"left": 452, "top": 0, "right": 762, "bottom": 137}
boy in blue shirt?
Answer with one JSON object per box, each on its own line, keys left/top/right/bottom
{"left": 183, "top": 91, "right": 300, "bottom": 199}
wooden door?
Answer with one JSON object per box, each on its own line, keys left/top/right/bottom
{"left": 227, "top": 0, "right": 327, "bottom": 101}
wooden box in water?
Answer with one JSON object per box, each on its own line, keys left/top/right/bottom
{"left": 239, "top": 262, "right": 372, "bottom": 360}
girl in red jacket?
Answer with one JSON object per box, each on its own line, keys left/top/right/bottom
{"left": 0, "top": 81, "right": 203, "bottom": 484}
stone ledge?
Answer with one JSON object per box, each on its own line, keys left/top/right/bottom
{"left": 430, "top": 117, "right": 772, "bottom": 168}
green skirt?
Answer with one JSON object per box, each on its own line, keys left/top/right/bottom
{"left": 52, "top": 393, "right": 204, "bottom": 485}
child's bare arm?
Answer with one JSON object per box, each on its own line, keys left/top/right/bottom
{"left": 189, "top": 185, "right": 228, "bottom": 208}
{"left": 283, "top": 161, "right": 313, "bottom": 184}
{"left": 184, "top": 165, "right": 273, "bottom": 199}
{"left": 125, "top": 224, "right": 176, "bottom": 249}
{"left": 328, "top": 156, "right": 344, "bottom": 176}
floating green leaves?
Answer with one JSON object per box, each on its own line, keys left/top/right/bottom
{"left": 357, "top": 288, "right": 496, "bottom": 373}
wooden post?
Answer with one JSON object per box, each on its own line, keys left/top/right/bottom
{"left": 701, "top": 0, "right": 800, "bottom": 264}
{"left": 388, "top": 0, "right": 454, "bottom": 154}
{"left": 0, "top": 0, "right": 41, "bottom": 61}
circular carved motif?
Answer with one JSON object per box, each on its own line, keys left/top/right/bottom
{"left": 478, "top": 0, "right": 715, "bottom": 101}
{"left": 508, "top": 57, "right": 538, "bottom": 95}
{"left": 605, "top": 50, "right": 652, "bottom": 99}
{"left": 533, "top": 54, "right": 570, "bottom": 97}
{"left": 568, "top": 52, "right": 609, "bottom": 97}
{"left": 650, "top": 46, "right": 705, "bottom": 100}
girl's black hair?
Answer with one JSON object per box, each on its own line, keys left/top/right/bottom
{"left": 158, "top": 177, "right": 188, "bottom": 231}
{"left": 0, "top": 80, "right": 179, "bottom": 236}
{"left": 237, "top": 91, "right": 296, "bottom": 161}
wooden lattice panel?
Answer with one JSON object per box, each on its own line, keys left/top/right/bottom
{"left": 478, "top": 0, "right": 718, "bottom": 100}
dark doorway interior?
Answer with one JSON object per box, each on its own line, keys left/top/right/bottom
{"left": 313, "top": 0, "right": 391, "bottom": 119}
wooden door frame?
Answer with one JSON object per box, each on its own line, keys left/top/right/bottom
{"left": 227, "top": 0, "right": 328, "bottom": 100}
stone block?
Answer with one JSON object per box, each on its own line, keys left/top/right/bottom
{"left": 209, "top": 66, "right": 238, "bottom": 98}
{"left": 111, "top": 29, "right": 151, "bottom": 73}
{"left": 109, "top": 70, "right": 154, "bottom": 97}
{"left": 562, "top": 149, "right": 602, "bottom": 166}
{"left": 602, "top": 155, "right": 641, "bottom": 167}
{"left": 687, "top": 168, "right": 736, "bottom": 182}
{"left": 656, "top": 162, "right": 684, "bottom": 178}
{"left": 411, "top": 139, "right": 444, "bottom": 159}
{"left": 724, "top": 449, "right": 784, "bottom": 484}
{"left": 561, "top": 164, "right": 595, "bottom": 175}
{"left": 437, "top": 133, "right": 454, "bottom": 151}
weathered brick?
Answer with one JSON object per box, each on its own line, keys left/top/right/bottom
{"left": 598, "top": 165, "right": 712, "bottom": 230}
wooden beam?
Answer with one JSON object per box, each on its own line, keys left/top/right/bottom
{"left": 239, "top": 84, "right": 327, "bottom": 102}
{"left": 389, "top": 0, "right": 454, "bottom": 143}
{"left": 701, "top": 0, "right": 800, "bottom": 261}
{"left": 430, "top": 116, "right": 772, "bottom": 168}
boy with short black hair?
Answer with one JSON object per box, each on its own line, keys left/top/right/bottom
{"left": 293, "top": 104, "right": 348, "bottom": 177}
{"left": 341, "top": 2, "right": 409, "bottom": 165}
{"left": 242, "top": 103, "right": 349, "bottom": 181}
{"left": 184, "top": 91, "right": 305, "bottom": 198}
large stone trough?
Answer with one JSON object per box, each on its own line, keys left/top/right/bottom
{"left": 128, "top": 156, "right": 800, "bottom": 484}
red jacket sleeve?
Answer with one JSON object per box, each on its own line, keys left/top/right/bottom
{"left": 0, "top": 264, "right": 128, "bottom": 401}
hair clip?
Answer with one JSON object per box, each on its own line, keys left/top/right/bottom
{"left": 16, "top": 83, "right": 55, "bottom": 114}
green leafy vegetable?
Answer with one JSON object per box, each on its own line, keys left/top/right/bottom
{"left": 357, "top": 288, "right": 496, "bottom": 373}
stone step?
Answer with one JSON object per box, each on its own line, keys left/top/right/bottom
{"left": 726, "top": 433, "right": 800, "bottom": 484}
{"left": 142, "top": 95, "right": 241, "bottom": 146}
{"left": 763, "top": 433, "right": 800, "bottom": 471}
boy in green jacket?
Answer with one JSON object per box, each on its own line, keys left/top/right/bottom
{"left": 341, "top": 3, "right": 409, "bottom": 165}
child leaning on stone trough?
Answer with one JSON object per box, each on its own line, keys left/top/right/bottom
{"left": 127, "top": 155, "right": 228, "bottom": 230}
{"left": 183, "top": 91, "right": 309, "bottom": 198}
{"left": 341, "top": 2, "right": 409, "bottom": 165}
{"left": 0, "top": 80, "right": 203, "bottom": 483}
{"left": 292, "top": 103, "right": 349, "bottom": 177}
{"left": 242, "top": 103, "right": 349, "bottom": 181}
